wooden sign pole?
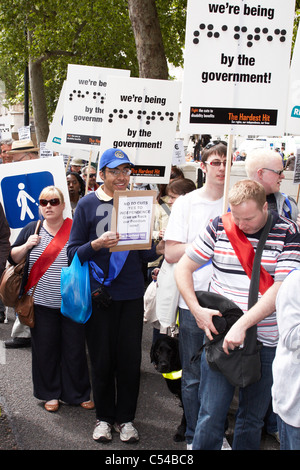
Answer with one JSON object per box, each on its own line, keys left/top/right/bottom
{"left": 222, "top": 134, "right": 234, "bottom": 214}
{"left": 65, "top": 155, "right": 71, "bottom": 173}
{"left": 85, "top": 150, "right": 93, "bottom": 195}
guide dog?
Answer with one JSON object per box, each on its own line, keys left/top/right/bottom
{"left": 150, "top": 335, "right": 186, "bottom": 442}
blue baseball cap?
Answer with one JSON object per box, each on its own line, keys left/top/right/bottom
{"left": 100, "top": 148, "right": 134, "bottom": 170}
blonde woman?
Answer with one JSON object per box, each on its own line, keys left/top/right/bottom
{"left": 9, "top": 186, "right": 93, "bottom": 412}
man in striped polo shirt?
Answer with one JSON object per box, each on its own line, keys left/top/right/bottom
{"left": 175, "top": 179, "right": 300, "bottom": 450}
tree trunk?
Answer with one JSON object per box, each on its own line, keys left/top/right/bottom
{"left": 128, "top": 0, "right": 169, "bottom": 79}
{"left": 28, "top": 59, "right": 49, "bottom": 144}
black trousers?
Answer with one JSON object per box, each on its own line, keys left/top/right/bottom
{"left": 31, "top": 304, "right": 91, "bottom": 404}
{"left": 85, "top": 297, "right": 144, "bottom": 425}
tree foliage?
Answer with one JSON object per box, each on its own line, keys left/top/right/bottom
{"left": 0, "top": 0, "right": 186, "bottom": 121}
{"left": 294, "top": 0, "right": 300, "bottom": 41}
{"left": 1, "top": 0, "right": 298, "bottom": 134}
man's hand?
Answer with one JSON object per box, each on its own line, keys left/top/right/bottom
{"left": 222, "top": 321, "right": 246, "bottom": 354}
{"left": 174, "top": 253, "right": 221, "bottom": 339}
{"left": 193, "top": 305, "right": 222, "bottom": 340}
{"left": 156, "top": 239, "right": 165, "bottom": 255}
{"left": 222, "top": 282, "right": 282, "bottom": 354}
{"left": 91, "top": 231, "right": 120, "bottom": 251}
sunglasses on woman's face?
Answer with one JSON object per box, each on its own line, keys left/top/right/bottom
{"left": 39, "top": 198, "right": 60, "bottom": 207}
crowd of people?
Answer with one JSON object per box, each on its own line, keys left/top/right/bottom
{"left": 1, "top": 137, "right": 300, "bottom": 450}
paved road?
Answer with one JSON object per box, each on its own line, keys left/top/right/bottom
{"left": 0, "top": 309, "right": 279, "bottom": 452}
{"left": 0, "top": 309, "right": 187, "bottom": 452}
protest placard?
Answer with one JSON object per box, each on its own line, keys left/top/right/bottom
{"left": 0, "top": 156, "right": 71, "bottom": 242}
{"left": 61, "top": 64, "right": 130, "bottom": 150}
{"left": 18, "top": 126, "right": 31, "bottom": 141}
{"left": 293, "top": 149, "right": 300, "bottom": 184}
{"left": 39, "top": 142, "right": 53, "bottom": 158}
{"left": 286, "top": 27, "right": 300, "bottom": 135}
{"left": 46, "top": 81, "right": 69, "bottom": 153}
{"left": 110, "top": 190, "right": 156, "bottom": 251}
{"left": 46, "top": 81, "right": 98, "bottom": 164}
{"left": 172, "top": 140, "right": 185, "bottom": 166}
{"left": 99, "top": 76, "right": 181, "bottom": 184}
{"left": 181, "top": 0, "right": 295, "bottom": 136}
{"left": 0, "top": 115, "right": 12, "bottom": 140}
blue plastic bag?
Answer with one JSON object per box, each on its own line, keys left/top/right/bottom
{"left": 61, "top": 252, "right": 92, "bottom": 324}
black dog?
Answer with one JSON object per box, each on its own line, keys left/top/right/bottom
{"left": 150, "top": 335, "right": 186, "bottom": 442}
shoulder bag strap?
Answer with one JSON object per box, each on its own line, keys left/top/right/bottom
{"left": 248, "top": 211, "right": 273, "bottom": 309}
{"left": 16, "top": 219, "right": 42, "bottom": 266}
{"left": 244, "top": 211, "right": 273, "bottom": 354}
{"left": 89, "top": 250, "right": 129, "bottom": 287}
{"left": 158, "top": 198, "right": 171, "bottom": 216}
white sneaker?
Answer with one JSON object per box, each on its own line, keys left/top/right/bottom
{"left": 93, "top": 420, "right": 112, "bottom": 442}
{"left": 186, "top": 443, "right": 193, "bottom": 450}
{"left": 114, "top": 422, "right": 139, "bottom": 442}
{"left": 221, "top": 437, "right": 231, "bottom": 450}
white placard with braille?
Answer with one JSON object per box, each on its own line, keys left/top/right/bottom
{"left": 99, "top": 76, "right": 182, "bottom": 184}
{"left": 181, "top": 0, "right": 295, "bottom": 136}
{"left": 61, "top": 65, "right": 130, "bottom": 150}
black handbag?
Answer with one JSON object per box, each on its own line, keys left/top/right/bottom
{"left": 194, "top": 211, "right": 273, "bottom": 388}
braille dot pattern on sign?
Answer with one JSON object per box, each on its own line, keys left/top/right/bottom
{"left": 108, "top": 109, "right": 175, "bottom": 125}
{"left": 68, "top": 90, "right": 105, "bottom": 103}
{"left": 193, "top": 24, "right": 287, "bottom": 47}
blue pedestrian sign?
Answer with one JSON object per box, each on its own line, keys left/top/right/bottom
{"left": 1, "top": 171, "right": 54, "bottom": 229}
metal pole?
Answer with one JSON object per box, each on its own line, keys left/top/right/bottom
{"left": 24, "top": 65, "right": 29, "bottom": 126}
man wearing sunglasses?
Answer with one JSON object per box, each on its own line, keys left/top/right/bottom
{"left": 164, "top": 140, "right": 228, "bottom": 449}
{"left": 81, "top": 165, "right": 99, "bottom": 192}
{"left": 245, "top": 148, "right": 299, "bottom": 227}
{"left": 68, "top": 148, "right": 164, "bottom": 444}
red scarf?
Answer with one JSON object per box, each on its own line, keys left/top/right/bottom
{"left": 222, "top": 212, "right": 274, "bottom": 295}
{"left": 24, "top": 218, "right": 72, "bottom": 293}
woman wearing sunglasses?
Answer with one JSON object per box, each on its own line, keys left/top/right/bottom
{"left": 8, "top": 186, "right": 93, "bottom": 412}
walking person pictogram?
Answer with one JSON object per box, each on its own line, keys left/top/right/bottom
{"left": 16, "top": 182, "right": 38, "bottom": 221}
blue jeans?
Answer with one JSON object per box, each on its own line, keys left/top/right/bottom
{"left": 264, "top": 400, "right": 278, "bottom": 433}
{"left": 192, "top": 345, "right": 276, "bottom": 450}
{"left": 178, "top": 307, "right": 204, "bottom": 444}
{"left": 278, "top": 417, "right": 300, "bottom": 450}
